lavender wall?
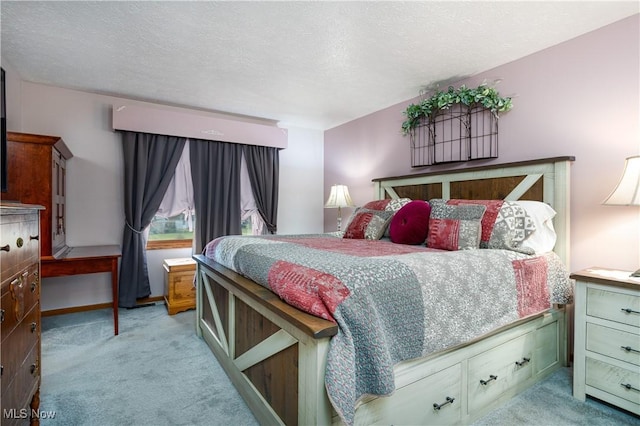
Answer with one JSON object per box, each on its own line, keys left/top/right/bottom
{"left": 324, "top": 15, "right": 640, "bottom": 273}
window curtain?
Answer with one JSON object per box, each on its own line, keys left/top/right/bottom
{"left": 190, "top": 138, "right": 243, "bottom": 254}
{"left": 119, "top": 131, "right": 186, "bottom": 308}
{"left": 240, "top": 155, "right": 266, "bottom": 235}
{"left": 242, "top": 145, "right": 280, "bottom": 234}
{"left": 155, "top": 142, "right": 194, "bottom": 230}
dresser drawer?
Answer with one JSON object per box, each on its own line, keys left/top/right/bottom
{"left": 1, "top": 264, "right": 40, "bottom": 338}
{"left": 587, "top": 323, "right": 640, "bottom": 367}
{"left": 586, "top": 357, "right": 640, "bottom": 406}
{"left": 1, "top": 342, "right": 40, "bottom": 417}
{"left": 1, "top": 303, "right": 40, "bottom": 391}
{"left": 587, "top": 287, "right": 640, "bottom": 328}
{"left": 354, "top": 363, "right": 462, "bottom": 425}
{"left": 0, "top": 212, "right": 40, "bottom": 278}
{"left": 468, "top": 331, "right": 535, "bottom": 413}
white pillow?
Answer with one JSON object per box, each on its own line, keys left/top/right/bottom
{"left": 514, "top": 201, "right": 557, "bottom": 254}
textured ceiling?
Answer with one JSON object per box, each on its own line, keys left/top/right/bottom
{"left": 1, "top": 1, "right": 638, "bottom": 130}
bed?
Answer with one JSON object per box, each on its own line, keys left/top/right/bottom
{"left": 194, "top": 156, "right": 575, "bottom": 425}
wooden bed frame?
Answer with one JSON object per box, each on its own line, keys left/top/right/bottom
{"left": 194, "top": 156, "right": 574, "bottom": 425}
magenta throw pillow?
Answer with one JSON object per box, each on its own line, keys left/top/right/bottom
{"left": 389, "top": 200, "right": 432, "bottom": 245}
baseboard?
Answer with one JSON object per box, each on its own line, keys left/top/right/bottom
{"left": 42, "top": 296, "right": 165, "bottom": 317}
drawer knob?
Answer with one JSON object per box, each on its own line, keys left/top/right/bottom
{"left": 433, "top": 396, "right": 455, "bottom": 411}
{"left": 621, "top": 308, "right": 640, "bottom": 315}
{"left": 31, "top": 322, "right": 37, "bottom": 333}
{"left": 30, "top": 234, "right": 40, "bottom": 241}
{"left": 480, "top": 374, "right": 498, "bottom": 385}
{"left": 621, "top": 345, "right": 640, "bottom": 354}
{"left": 621, "top": 383, "right": 640, "bottom": 392}
{"left": 30, "top": 363, "right": 38, "bottom": 376}
{"left": 31, "top": 281, "right": 38, "bottom": 292}
{"left": 1, "top": 244, "right": 9, "bottom": 252}
{"left": 16, "top": 237, "right": 24, "bottom": 248}
{"left": 515, "top": 357, "right": 531, "bottom": 367}
{"left": 1, "top": 309, "right": 4, "bottom": 322}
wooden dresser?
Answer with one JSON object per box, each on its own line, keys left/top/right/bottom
{"left": 1, "top": 203, "right": 43, "bottom": 425}
{"left": 572, "top": 268, "right": 640, "bottom": 415}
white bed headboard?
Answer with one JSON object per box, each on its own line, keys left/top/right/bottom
{"left": 372, "top": 157, "right": 575, "bottom": 265}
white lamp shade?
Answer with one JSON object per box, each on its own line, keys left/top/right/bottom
{"left": 603, "top": 156, "right": 640, "bottom": 206}
{"left": 325, "top": 184, "right": 355, "bottom": 208}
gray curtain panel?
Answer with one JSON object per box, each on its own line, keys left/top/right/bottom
{"left": 190, "top": 138, "right": 243, "bottom": 254}
{"left": 119, "top": 131, "right": 186, "bottom": 308}
{"left": 242, "top": 145, "right": 280, "bottom": 234}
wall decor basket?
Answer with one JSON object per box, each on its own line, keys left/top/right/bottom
{"left": 410, "top": 104, "right": 498, "bottom": 167}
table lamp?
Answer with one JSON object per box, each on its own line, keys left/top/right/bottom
{"left": 325, "top": 184, "right": 355, "bottom": 231}
{"left": 603, "top": 155, "right": 640, "bottom": 276}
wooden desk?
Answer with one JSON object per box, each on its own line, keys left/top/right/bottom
{"left": 41, "top": 245, "right": 121, "bottom": 335}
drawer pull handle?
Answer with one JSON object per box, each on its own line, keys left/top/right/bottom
{"left": 1, "top": 244, "right": 9, "bottom": 252}
{"left": 16, "top": 237, "right": 23, "bottom": 248}
{"left": 621, "top": 308, "right": 640, "bottom": 315}
{"left": 31, "top": 322, "right": 37, "bottom": 333}
{"left": 433, "top": 396, "right": 455, "bottom": 411}
{"left": 621, "top": 383, "right": 640, "bottom": 392}
{"left": 31, "top": 282, "right": 37, "bottom": 292}
{"left": 1, "top": 309, "right": 4, "bottom": 322}
{"left": 515, "top": 357, "right": 531, "bottom": 367}
{"left": 621, "top": 345, "right": 640, "bottom": 354}
{"left": 30, "top": 234, "right": 39, "bottom": 241}
{"left": 480, "top": 375, "right": 498, "bottom": 385}
{"left": 30, "top": 363, "right": 38, "bottom": 376}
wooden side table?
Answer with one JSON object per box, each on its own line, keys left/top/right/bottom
{"left": 41, "top": 245, "right": 121, "bottom": 335}
{"left": 571, "top": 267, "right": 640, "bottom": 415}
{"left": 163, "top": 258, "right": 196, "bottom": 315}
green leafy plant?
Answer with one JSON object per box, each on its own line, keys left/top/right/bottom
{"left": 401, "top": 84, "right": 513, "bottom": 135}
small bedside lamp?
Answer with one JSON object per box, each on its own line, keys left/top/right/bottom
{"left": 325, "top": 184, "right": 355, "bottom": 231}
{"left": 603, "top": 155, "right": 640, "bottom": 276}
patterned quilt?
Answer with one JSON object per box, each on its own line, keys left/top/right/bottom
{"left": 204, "top": 234, "right": 573, "bottom": 425}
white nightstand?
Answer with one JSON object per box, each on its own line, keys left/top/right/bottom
{"left": 571, "top": 268, "right": 640, "bottom": 415}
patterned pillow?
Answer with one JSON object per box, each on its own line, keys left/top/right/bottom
{"left": 447, "top": 199, "right": 536, "bottom": 254}
{"left": 487, "top": 201, "right": 536, "bottom": 254}
{"left": 427, "top": 200, "right": 486, "bottom": 250}
{"left": 343, "top": 209, "right": 394, "bottom": 240}
{"left": 361, "top": 198, "right": 412, "bottom": 238}
{"left": 362, "top": 198, "right": 412, "bottom": 212}
{"left": 389, "top": 200, "right": 432, "bottom": 245}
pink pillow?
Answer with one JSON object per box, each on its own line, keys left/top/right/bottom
{"left": 389, "top": 200, "right": 432, "bottom": 245}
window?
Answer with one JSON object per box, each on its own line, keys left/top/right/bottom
{"left": 147, "top": 211, "right": 195, "bottom": 249}
{"left": 146, "top": 141, "right": 265, "bottom": 250}
{"left": 241, "top": 210, "right": 265, "bottom": 235}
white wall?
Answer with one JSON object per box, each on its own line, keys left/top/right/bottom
{"left": 6, "top": 78, "right": 324, "bottom": 311}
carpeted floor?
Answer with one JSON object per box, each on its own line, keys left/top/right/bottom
{"left": 39, "top": 304, "right": 639, "bottom": 425}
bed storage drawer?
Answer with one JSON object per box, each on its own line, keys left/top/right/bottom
{"left": 468, "top": 331, "right": 535, "bottom": 413}
{"left": 354, "top": 363, "right": 462, "bottom": 425}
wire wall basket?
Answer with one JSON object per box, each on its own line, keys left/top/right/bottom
{"left": 410, "top": 105, "right": 498, "bottom": 167}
